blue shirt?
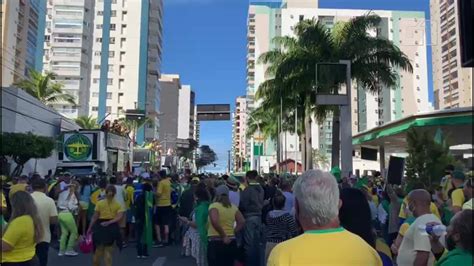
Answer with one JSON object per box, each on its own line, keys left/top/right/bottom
{"left": 283, "top": 191, "right": 295, "bottom": 213}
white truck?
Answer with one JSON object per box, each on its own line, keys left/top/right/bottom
{"left": 56, "top": 130, "right": 132, "bottom": 177}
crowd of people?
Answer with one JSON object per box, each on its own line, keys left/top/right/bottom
{"left": 0, "top": 165, "right": 473, "bottom": 266}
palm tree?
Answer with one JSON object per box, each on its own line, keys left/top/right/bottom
{"left": 14, "top": 70, "right": 76, "bottom": 106}
{"left": 119, "top": 117, "right": 153, "bottom": 144}
{"left": 257, "top": 14, "right": 412, "bottom": 171}
{"left": 74, "top": 116, "right": 99, "bottom": 129}
{"left": 327, "top": 14, "right": 412, "bottom": 168}
{"left": 258, "top": 21, "right": 334, "bottom": 171}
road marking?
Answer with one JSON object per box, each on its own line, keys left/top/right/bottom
{"left": 152, "top": 257, "right": 166, "bottom": 266}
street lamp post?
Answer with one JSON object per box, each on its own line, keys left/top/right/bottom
{"left": 315, "top": 60, "right": 353, "bottom": 178}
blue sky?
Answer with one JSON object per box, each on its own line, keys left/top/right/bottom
{"left": 161, "top": 0, "right": 432, "bottom": 172}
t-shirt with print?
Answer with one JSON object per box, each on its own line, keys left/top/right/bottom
{"left": 268, "top": 228, "right": 382, "bottom": 266}
{"left": 1, "top": 215, "right": 36, "bottom": 263}
{"left": 31, "top": 191, "right": 58, "bottom": 243}
{"left": 95, "top": 198, "right": 125, "bottom": 220}
{"left": 396, "top": 213, "right": 443, "bottom": 266}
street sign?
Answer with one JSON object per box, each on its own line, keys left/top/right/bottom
{"left": 196, "top": 104, "right": 231, "bottom": 121}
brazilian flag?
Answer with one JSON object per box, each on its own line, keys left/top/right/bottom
{"left": 142, "top": 191, "right": 154, "bottom": 248}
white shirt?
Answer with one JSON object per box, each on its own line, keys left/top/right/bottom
{"left": 31, "top": 192, "right": 58, "bottom": 243}
{"left": 397, "top": 213, "right": 443, "bottom": 266}
{"left": 114, "top": 185, "right": 126, "bottom": 209}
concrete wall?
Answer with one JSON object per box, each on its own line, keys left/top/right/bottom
{"left": 1, "top": 87, "right": 80, "bottom": 176}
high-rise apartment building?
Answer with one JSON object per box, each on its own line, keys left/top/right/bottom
{"left": 247, "top": 0, "right": 430, "bottom": 171}
{"left": 88, "top": 0, "right": 163, "bottom": 143}
{"left": 159, "top": 74, "right": 198, "bottom": 153}
{"left": 2, "top": 0, "right": 46, "bottom": 87}
{"left": 42, "top": 0, "right": 94, "bottom": 118}
{"left": 232, "top": 96, "right": 248, "bottom": 172}
{"left": 431, "top": 0, "right": 473, "bottom": 109}
{"left": 178, "top": 85, "right": 196, "bottom": 142}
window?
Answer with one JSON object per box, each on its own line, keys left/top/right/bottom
{"left": 92, "top": 106, "right": 98, "bottom": 111}
{"left": 119, "top": 79, "right": 124, "bottom": 90}
{"left": 94, "top": 51, "right": 101, "bottom": 56}
{"left": 117, "top": 106, "right": 123, "bottom": 114}
{"left": 119, "top": 65, "right": 125, "bottom": 75}
{"left": 97, "top": 11, "right": 103, "bottom": 16}
{"left": 92, "top": 92, "right": 99, "bottom": 97}
{"left": 110, "top": 24, "right": 116, "bottom": 31}
{"left": 111, "top": 10, "right": 117, "bottom": 17}
{"left": 107, "top": 78, "right": 113, "bottom": 85}
{"left": 118, "top": 92, "right": 124, "bottom": 103}
{"left": 109, "top": 51, "right": 115, "bottom": 58}
{"left": 120, "top": 51, "right": 125, "bottom": 61}
{"left": 106, "top": 92, "right": 112, "bottom": 99}
{"left": 94, "top": 65, "right": 100, "bottom": 70}
{"left": 417, "top": 99, "right": 421, "bottom": 103}
{"left": 416, "top": 75, "right": 420, "bottom": 80}
{"left": 106, "top": 106, "right": 112, "bottom": 113}
{"left": 108, "top": 65, "right": 114, "bottom": 72}
{"left": 120, "top": 38, "right": 126, "bottom": 48}
{"left": 110, "top": 38, "right": 115, "bottom": 44}
{"left": 96, "top": 24, "right": 102, "bottom": 29}
{"left": 96, "top": 38, "right": 102, "bottom": 43}
{"left": 93, "top": 78, "right": 100, "bottom": 84}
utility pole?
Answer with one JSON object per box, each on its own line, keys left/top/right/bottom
{"left": 227, "top": 150, "right": 231, "bottom": 173}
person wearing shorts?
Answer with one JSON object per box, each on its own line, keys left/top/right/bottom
{"left": 154, "top": 175, "right": 172, "bottom": 247}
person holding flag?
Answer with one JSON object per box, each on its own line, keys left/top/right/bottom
{"left": 134, "top": 183, "right": 154, "bottom": 259}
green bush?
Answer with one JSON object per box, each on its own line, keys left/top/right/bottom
{"left": 0, "top": 132, "right": 55, "bottom": 176}
{"left": 404, "top": 129, "right": 455, "bottom": 189}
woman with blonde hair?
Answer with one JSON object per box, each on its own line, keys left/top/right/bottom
{"left": 57, "top": 180, "right": 80, "bottom": 257}
{"left": 2, "top": 190, "right": 44, "bottom": 265}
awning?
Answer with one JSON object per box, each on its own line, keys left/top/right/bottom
{"left": 352, "top": 107, "right": 474, "bottom": 154}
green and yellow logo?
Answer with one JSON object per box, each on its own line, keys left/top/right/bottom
{"left": 64, "top": 134, "right": 92, "bottom": 161}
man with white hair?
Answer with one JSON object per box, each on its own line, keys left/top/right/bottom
{"left": 267, "top": 170, "right": 382, "bottom": 266}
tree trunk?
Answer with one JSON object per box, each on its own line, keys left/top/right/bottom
{"left": 276, "top": 126, "right": 281, "bottom": 174}
{"left": 300, "top": 132, "right": 306, "bottom": 172}
{"left": 304, "top": 100, "right": 313, "bottom": 171}
{"left": 331, "top": 109, "right": 341, "bottom": 169}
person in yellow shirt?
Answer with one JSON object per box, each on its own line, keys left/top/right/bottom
{"left": 154, "top": 175, "right": 172, "bottom": 247}
{"left": 208, "top": 185, "right": 245, "bottom": 266}
{"left": 440, "top": 165, "right": 455, "bottom": 200}
{"left": 123, "top": 178, "right": 135, "bottom": 242}
{"left": 8, "top": 175, "right": 29, "bottom": 199}
{"left": 462, "top": 178, "right": 473, "bottom": 210}
{"left": 2, "top": 191, "right": 44, "bottom": 265}
{"left": 268, "top": 170, "right": 382, "bottom": 266}
{"left": 88, "top": 185, "right": 125, "bottom": 266}
{"left": 450, "top": 171, "right": 467, "bottom": 214}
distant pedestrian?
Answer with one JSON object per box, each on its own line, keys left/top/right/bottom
{"left": 88, "top": 185, "right": 125, "bottom": 266}
{"left": 239, "top": 170, "right": 265, "bottom": 266}
{"left": 31, "top": 178, "right": 58, "bottom": 266}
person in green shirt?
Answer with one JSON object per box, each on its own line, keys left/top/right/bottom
{"left": 429, "top": 209, "right": 473, "bottom": 266}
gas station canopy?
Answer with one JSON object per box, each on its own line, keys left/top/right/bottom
{"left": 352, "top": 107, "right": 473, "bottom": 154}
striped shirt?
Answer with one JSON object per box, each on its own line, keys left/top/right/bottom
{"left": 265, "top": 210, "right": 299, "bottom": 243}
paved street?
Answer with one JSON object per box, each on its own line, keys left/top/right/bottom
{"left": 48, "top": 244, "right": 195, "bottom": 266}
